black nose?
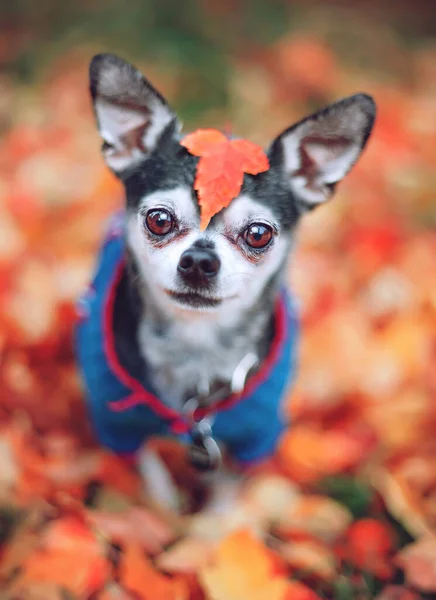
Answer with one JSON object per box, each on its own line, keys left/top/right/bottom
{"left": 178, "top": 247, "right": 221, "bottom": 286}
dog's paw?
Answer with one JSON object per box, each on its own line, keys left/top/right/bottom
{"left": 182, "top": 468, "right": 259, "bottom": 542}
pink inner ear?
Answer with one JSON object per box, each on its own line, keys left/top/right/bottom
{"left": 120, "top": 120, "right": 151, "bottom": 153}
{"left": 302, "top": 135, "right": 353, "bottom": 171}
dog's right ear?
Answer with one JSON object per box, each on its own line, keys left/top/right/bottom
{"left": 89, "top": 53, "right": 180, "bottom": 176}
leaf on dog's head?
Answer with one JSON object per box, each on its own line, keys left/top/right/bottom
{"left": 181, "top": 129, "right": 269, "bottom": 230}
{"left": 181, "top": 129, "right": 227, "bottom": 156}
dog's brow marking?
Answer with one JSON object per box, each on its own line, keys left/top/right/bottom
{"left": 221, "top": 194, "right": 278, "bottom": 230}
{"left": 138, "top": 186, "right": 198, "bottom": 222}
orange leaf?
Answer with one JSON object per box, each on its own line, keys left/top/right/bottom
{"left": 283, "top": 581, "right": 323, "bottom": 600}
{"left": 181, "top": 129, "right": 227, "bottom": 156}
{"left": 98, "top": 453, "right": 141, "bottom": 499}
{"left": 120, "top": 543, "right": 188, "bottom": 600}
{"left": 181, "top": 129, "right": 269, "bottom": 229}
{"left": 194, "top": 145, "right": 244, "bottom": 229}
{"left": 199, "top": 529, "right": 290, "bottom": 600}
{"left": 230, "top": 139, "right": 270, "bottom": 174}
{"left": 12, "top": 517, "right": 110, "bottom": 597}
{"left": 156, "top": 538, "right": 215, "bottom": 574}
{"left": 16, "top": 550, "right": 109, "bottom": 597}
{"left": 277, "top": 424, "right": 374, "bottom": 484}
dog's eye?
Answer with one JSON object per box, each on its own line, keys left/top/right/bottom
{"left": 145, "top": 209, "right": 174, "bottom": 236}
{"left": 244, "top": 223, "right": 273, "bottom": 249}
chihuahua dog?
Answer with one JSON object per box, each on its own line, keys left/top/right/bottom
{"left": 75, "top": 53, "right": 376, "bottom": 515}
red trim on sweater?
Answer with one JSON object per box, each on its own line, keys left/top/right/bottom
{"left": 103, "top": 260, "right": 184, "bottom": 425}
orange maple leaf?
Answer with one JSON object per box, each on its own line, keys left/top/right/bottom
{"left": 340, "top": 518, "right": 395, "bottom": 580}
{"left": 181, "top": 129, "right": 269, "bottom": 230}
{"left": 120, "top": 543, "right": 188, "bottom": 600}
{"left": 11, "top": 517, "right": 110, "bottom": 597}
{"left": 199, "top": 529, "right": 291, "bottom": 600}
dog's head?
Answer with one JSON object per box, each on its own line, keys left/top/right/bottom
{"left": 89, "top": 53, "right": 375, "bottom": 317}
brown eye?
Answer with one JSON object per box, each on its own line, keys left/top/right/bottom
{"left": 244, "top": 223, "right": 273, "bottom": 249}
{"left": 145, "top": 209, "right": 174, "bottom": 236}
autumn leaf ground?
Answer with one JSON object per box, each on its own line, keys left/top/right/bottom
{"left": 1, "top": 7, "right": 436, "bottom": 600}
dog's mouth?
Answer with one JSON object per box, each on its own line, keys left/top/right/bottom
{"left": 165, "top": 289, "right": 225, "bottom": 308}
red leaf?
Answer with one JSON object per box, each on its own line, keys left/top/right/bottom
{"left": 11, "top": 516, "right": 110, "bottom": 597}
{"left": 194, "top": 145, "right": 244, "bottom": 229}
{"left": 343, "top": 519, "right": 395, "bottom": 579}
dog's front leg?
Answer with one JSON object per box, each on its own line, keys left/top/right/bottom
{"left": 200, "top": 466, "right": 244, "bottom": 515}
{"left": 200, "top": 455, "right": 279, "bottom": 514}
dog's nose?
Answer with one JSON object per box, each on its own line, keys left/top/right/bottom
{"left": 178, "top": 248, "right": 221, "bottom": 285}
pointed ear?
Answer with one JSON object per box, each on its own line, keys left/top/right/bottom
{"left": 89, "top": 53, "right": 181, "bottom": 176}
{"left": 268, "top": 94, "right": 376, "bottom": 209}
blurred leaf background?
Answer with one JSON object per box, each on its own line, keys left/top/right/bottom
{"left": 1, "top": 1, "right": 436, "bottom": 599}
{"left": 2, "top": 0, "right": 436, "bottom": 124}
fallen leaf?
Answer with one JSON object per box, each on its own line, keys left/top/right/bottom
{"left": 199, "top": 529, "right": 289, "bottom": 600}
{"left": 119, "top": 543, "right": 188, "bottom": 600}
{"left": 395, "top": 536, "right": 436, "bottom": 593}
{"left": 340, "top": 519, "right": 396, "bottom": 580}
{"left": 279, "top": 539, "right": 337, "bottom": 580}
{"left": 275, "top": 494, "right": 352, "bottom": 543}
{"left": 371, "top": 466, "right": 433, "bottom": 537}
{"left": 90, "top": 506, "right": 176, "bottom": 554}
{"left": 1, "top": 581, "right": 65, "bottom": 600}
{"left": 98, "top": 454, "right": 141, "bottom": 499}
{"left": 10, "top": 516, "right": 110, "bottom": 597}
{"left": 0, "top": 503, "right": 49, "bottom": 579}
{"left": 277, "top": 424, "right": 374, "bottom": 484}
{"left": 156, "top": 537, "right": 215, "bottom": 574}
{"left": 374, "top": 585, "right": 421, "bottom": 600}
{"left": 242, "top": 474, "right": 300, "bottom": 523}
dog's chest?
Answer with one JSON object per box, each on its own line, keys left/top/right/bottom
{"left": 138, "top": 317, "right": 258, "bottom": 410}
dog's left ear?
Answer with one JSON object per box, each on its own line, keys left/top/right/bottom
{"left": 89, "top": 53, "right": 180, "bottom": 176}
{"left": 268, "top": 94, "right": 376, "bottom": 209}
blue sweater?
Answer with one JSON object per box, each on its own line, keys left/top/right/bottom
{"left": 74, "top": 212, "right": 299, "bottom": 465}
